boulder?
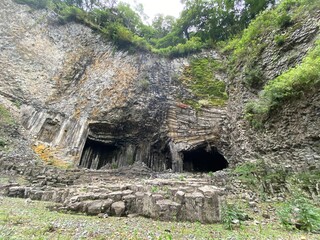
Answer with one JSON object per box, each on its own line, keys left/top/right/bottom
{"left": 111, "top": 201, "right": 126, "bottom": 216}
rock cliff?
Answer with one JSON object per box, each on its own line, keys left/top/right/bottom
{"left": 0, "top": 0, "right": 319, "bottom": 176}
{"left": 0, "top": 0, "right": 228, "bottom": 173}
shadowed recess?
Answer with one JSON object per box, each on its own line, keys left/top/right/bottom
{"left": 79, "top": 139, "right": 119, "bottom": 170}
{"left": 182, "top": 146, "right": 228, "bottom": 172}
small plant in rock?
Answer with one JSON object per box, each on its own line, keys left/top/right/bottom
{"left": 138, "top": 78, "right": 150, "bottom": 91}
{"left": 208, "top": 171, "right": 214, "bottom": 177}
{"left": 221, "top": 203, "right": 248, "bottom": 230}
{"left": 244, "top": 67, "right": 264, "bottom": 89}
{"left": 111, "top": 163, "right": 118, "bottom": 169}
{"left": 178, "top": 175, "right": 185, "bottom": 181}
{"left": 0, "top": 138, "right": 6, "bottom": 148}
{"left": 274, "top": 34, "right": 286, "bottom": 46}
{"left": 151, "top": 186, "right": 159, "bottom": 193}
{"left": 277, "top": 13, "right": 292, "bottom": 29}
{"left": 278, "top": 193, "right": 320, "bottom": 232}
{"left": 233, "top": 161, "right": 259, "bottom": 188}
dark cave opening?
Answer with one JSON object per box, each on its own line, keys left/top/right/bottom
{"left": 182, "top": 147, "right": 228, "bottom": 172}
{"left": 79, "top": 138, "right": 119, "bottom": 170}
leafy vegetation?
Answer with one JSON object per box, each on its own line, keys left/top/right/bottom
{"left": 232, "top": 160, "right": 320, "bottom": 199}
{"left": 233, "top": 160, "right": 289, "bottom": 198}
{"left": 14, "top": 0, "right": 277, "bottom": 58}
{"left": 221, "top": 203, "right": 248, "bottom": 230}
{"left": 224, "top": 0, "right": 318, "bottom": 64}
{"left": 278, "top": 193, "right": 320, "bottom": 232}
{"left": 180, "top": 57, "right": 228, "bottom": 108}
{"left": 13, "top": 0, "right": 320, "bottom": 120}
{"left": 231, "top": 161, "right": 320, "bottom": 233}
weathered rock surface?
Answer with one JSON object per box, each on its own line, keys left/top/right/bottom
{"left": 0, "top": 0, "right": 320, "bottom": 225}
{"left": 0, "top": 159, "right": 225, "bottom": 223}
{"left": 226, "top": 9, "right": 320, "bottom": 170}
{"left": 0, "top": 0, "right": 229, "bottom": 173}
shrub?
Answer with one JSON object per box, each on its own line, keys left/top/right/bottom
{"left": 221, "top": 203, "right": 248, "bottom": 230}
{"left": 289, "top": 170, "right": 320, "bottom": 197}
{"left": 102, "top": 23, "right": 134, "bottom": 49}
{"left": 244, "top": 67, "right": 264, "bottom": 89}
{"left": 233, "top": 160, "right": 289, "bottom": 196}
{"left": 277, "top": 13, "right": 292, "bottom": 28}
{"left": 274, "top": 34, "right": 286, "bottom": 46}
{"left": 278, "top": 194, "right": 320, "bottom": 232}
{"left": 58, "top": 5, "right": 86, "bottom": 23}
{"left": 244, "top": 99, "right": 269, "bottom": 129}
{"left": 0, "top": 139, "right": 6, "bottom": 147}
{"left": 245, "top": 40, "right": 320, "bottom": 128}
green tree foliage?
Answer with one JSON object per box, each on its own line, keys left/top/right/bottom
{"left": 14, "top": 0, "right": 278, "bottom": 57}
{"left": 178, "top": 0, "right": 275, "bottom": 43}
{"left": 152, "top": 14, "right": 176, "bottom": 39}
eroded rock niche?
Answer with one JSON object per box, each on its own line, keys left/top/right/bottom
{"left": 182, "top": 146, "right": 228, "bottom": 172}
{"left": 79, "top": 123, "right": 228, "bottom": 172}
{"left": 79, "top": 122, "right": 173, "bottom": 171}
{"left": 79, "top": 139, "right": 119, "bottom": 169}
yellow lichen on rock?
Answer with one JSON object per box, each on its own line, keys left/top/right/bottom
{"left": 33, "top": 144, "right": 71, "bottom": 169}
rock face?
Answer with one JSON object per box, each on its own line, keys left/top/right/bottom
{"left": 0, "top": 0, "right": 229, "bottom": 173}
{"left": 226, "top": 10, "right": 320, "bottom": 171}
{"left": 0, "top": 0, "right": 319, "bottom": 176}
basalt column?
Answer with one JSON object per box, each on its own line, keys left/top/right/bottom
{"left": 78, "top": 122, "right": 173, "bottom": 171}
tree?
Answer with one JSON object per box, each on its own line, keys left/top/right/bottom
{"left": 178, "top": 0, "right": 275, "bottom": 42}
{"left": 152, "top": 14, "right": 176, "bottom": 38}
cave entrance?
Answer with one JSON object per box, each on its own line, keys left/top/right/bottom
{"left": 79, "top": 138, "right": 119, "bottom": 170}
{"left": 182, "top": 146, "right": 228, "bottom": 172}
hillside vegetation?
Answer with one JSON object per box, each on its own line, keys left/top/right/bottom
{"left": 14, "top": 0, "right": 275, "bottom": 57}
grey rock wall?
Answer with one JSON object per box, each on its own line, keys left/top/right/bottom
{"left": 0, "top": 0, "right": 229, "bottom": 172}
{"left": 1, "top": 0, "right": 319, "bottom": 174}
{"left": 226, "top": 10, "right": 320, "bottom": 170}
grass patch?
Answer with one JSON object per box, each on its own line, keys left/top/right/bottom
{"left": 0, "top": 197, "right": 319, "bottom": 239}
{"left": 0, "top": 105, "right": 15, "bottom": 126}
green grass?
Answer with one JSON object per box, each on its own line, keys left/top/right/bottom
{"left": 0, "top": 197, "right": 319, "bottom": 239}
{"left": 0, "top": 105, "right": 14, "bottom": 126}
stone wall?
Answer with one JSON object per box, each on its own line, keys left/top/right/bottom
{"left": 0, "top": 157, "right": 224, "bottom": 223}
